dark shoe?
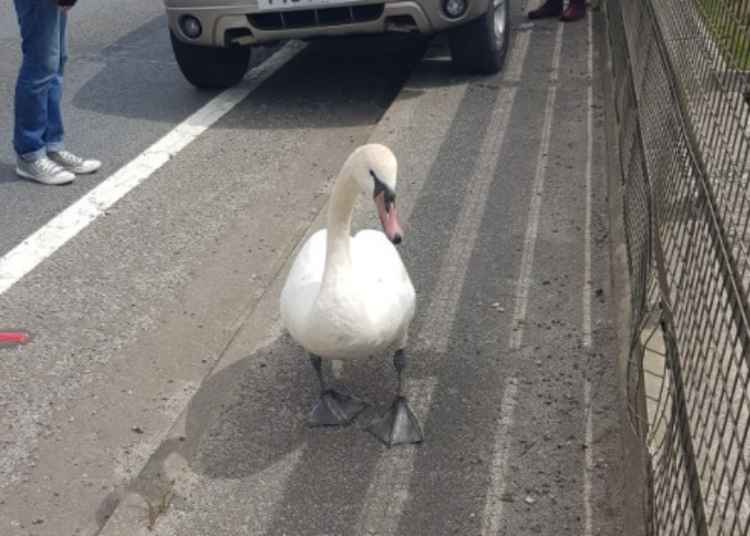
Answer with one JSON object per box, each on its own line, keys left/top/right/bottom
{"left": 528, "top": 0, "right": 563, "bottom": 19}
{"left": 561, "top": 0, "right": 585, "bottom": 21}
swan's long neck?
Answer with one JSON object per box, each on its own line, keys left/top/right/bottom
{"left": 322, "top": 166, "right": 360, "bottom": 287}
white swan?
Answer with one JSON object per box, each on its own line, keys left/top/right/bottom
{"left": 280, "top": 144, "right": 422, "bottom": 446}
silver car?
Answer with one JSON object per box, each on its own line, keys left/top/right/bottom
{"left": 164, "top": 0, "right": 510, "bottom": 88}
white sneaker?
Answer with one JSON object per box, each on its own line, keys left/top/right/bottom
{"left": 49, "top": 150, "right": 102, "bottom": 175}
{"left": 16, "top": 156, "right": 76, "bottom": 186}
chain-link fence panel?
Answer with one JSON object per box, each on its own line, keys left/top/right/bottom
{"left": 605, "top": 0, "right": 750, "bottom": 534}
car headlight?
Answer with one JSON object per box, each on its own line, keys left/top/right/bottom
{"left": 179, "top": 15, "right": 202, "bottom": 39}
{"left": 443, "top": 0, "right": 467, "bottom": 18}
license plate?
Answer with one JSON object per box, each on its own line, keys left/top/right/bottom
{"left": 257, "top": 0, "right": 353, "bottom": 11}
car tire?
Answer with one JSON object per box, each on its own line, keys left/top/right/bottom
{"left": 450, "top": 0, "right": 510, "bottom": 75}
{"left": 170, "top": 30, "right": 251, "bottom": 89}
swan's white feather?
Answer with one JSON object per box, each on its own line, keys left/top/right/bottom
{"left": 280, "top": 228, "right": 415, "bottom": 360}
{"left": 280, "top": 229, "right": 327, "bottom": 343}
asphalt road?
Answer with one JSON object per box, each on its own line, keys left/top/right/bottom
{"left": 0, "top": 1, "right": 625, "bottom": 535}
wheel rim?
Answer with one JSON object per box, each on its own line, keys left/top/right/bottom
{"left": 492, "top": 0, "right": 507, "bottom": 46}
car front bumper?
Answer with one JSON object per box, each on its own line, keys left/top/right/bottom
{"left": 165, "top": 0, "right": 489, "bottom": 46}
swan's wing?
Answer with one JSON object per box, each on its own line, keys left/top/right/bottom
{"left": 280, "top": 230, "right": 326, "bottom": 333}
{"left": 283, "top": 230, "right": 327, "bottom": 291}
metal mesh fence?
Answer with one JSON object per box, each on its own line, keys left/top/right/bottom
{"left": 604, "top": 0, "right": 750, "bottom": 534}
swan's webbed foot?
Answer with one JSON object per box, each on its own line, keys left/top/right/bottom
{"left": 307, "top": 354, "right": 366, "bottom": 426}
{"left": 367, "top": 349, "right": 423, "bottom": 446}
{"left": 309, "top": 389, "right": 367, "bottom": 426}
{"left": 366, "top": 396, "right": 423, "bottom": 446}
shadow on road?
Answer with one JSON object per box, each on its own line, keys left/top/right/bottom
{"left": 71, "top": 15, "right": 223, "bottom": 124}
{"left": 94, "top": 330, "right": 415, "bottom": 530}
{"left": 71, "top": 14, "right": 463, "bottom": 129}
{"left": 0, "top": 162, "right": 20, "bottom": 185}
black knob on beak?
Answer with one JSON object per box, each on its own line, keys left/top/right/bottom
{"left": 392, "top": 234, "right": 403, "bottom": 245}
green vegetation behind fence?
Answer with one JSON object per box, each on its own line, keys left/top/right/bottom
{"left": 698, "top": 0, "right": 750, "bottom": 69}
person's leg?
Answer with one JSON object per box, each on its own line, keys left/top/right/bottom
{"left": 45, "top": 10, "right": 67, "bottom": 153}
{"left": 528, "top": 0, "right": 563, "bottom": 19}
{"left": 561, "top": 0, "right": 586, "bottom": 21}
{"left": 13, "top": 0, "right": 63, "bottom": 162}
{"left": 44, "top": 10, "right": 102, "bottom": 175}
{"left": 13, "top": 0, "right": 74, "bottom": 185}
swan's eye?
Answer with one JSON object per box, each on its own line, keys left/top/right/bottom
{"left": 371, "top": 170, "right": 384, "bottom": 194}
{"left": 370, "top": 170, "right": 396, "bottom": 208}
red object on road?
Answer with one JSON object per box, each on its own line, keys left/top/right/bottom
{"left": 0, "top": 331, "right": 30, "bottom": 346}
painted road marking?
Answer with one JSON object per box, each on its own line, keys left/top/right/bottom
{"left": 331, "top": 359, "right": 343, "bottom": 379}
{"left": 509, "top": 23, "right": 564, "bottom": 351}
{"left": 583, "top": 12, "right": 596, "bottom": 536}
{"left": 481, "top": 377, "right": 519, "bottom": 536}
{"left": 0, "top": 43, "right": 304, "bottom": 298}
{"left": 583, "top": 10, "right": 595, "bottom": 350}
{"left": 584, "top": 378, "right": 594, "bottom": 536}
{"left": 355, "top": 378, "right": 437, "bottom": 535}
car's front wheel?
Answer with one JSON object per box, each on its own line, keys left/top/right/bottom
{"left": 450, "top": 0, "right": 510, "bottom": 74}
{"left": 170, "top": 31, "right": 251, "bottom": 89}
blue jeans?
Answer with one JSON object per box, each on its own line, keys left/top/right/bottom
{"left": 13, "top": 0, "right": 68, "bottom": 161}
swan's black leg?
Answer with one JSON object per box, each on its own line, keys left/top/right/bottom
{"left": 308, "top": 354, "right": 366, "bottom": 426}
{"left": 366, "top": 349, "right": 424, "bottom": 446}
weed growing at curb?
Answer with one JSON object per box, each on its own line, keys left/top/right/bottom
{"left": 145, "top": 481, "right": 175, "bottom": 531}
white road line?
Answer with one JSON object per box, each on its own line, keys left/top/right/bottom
{"left": 331, "top": 359, "right": 343, "bottom": 379}
{"left": 419, "top": 30, "right": 531, "bottom": 353}
{"left": 481, "top": 377, "right": 519, "bottom": 536}
{"left": 583, "top": 378, "right": 594, "bottom": 536}
{"left": 582, "top": 11, "right": 594, "bottom": 349}
{"left": 0, "top": 43, "right": 304, "bottom": 298}
{"left": 583, "top": 12, "right": 596, "bottom": 536}
{"left": 504, "top": 30, "right": 531, "bottom": 83}
{"left": 509, "top": 23, "right": 563, "bottom": 351}
{"left": 355, "top": 378, "right": 437, "bottom": 536}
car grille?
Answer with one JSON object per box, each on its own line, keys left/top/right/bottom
{"left": 248, "top": 4, "right": 384, "bottom": 30}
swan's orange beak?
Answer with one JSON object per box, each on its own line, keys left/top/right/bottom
{"left": 375, "top": 191, "right": 403, "bottom": 245}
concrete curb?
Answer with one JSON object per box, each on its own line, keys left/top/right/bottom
{"left": 599, "top": 5, "right": 650, "bottom": 536}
